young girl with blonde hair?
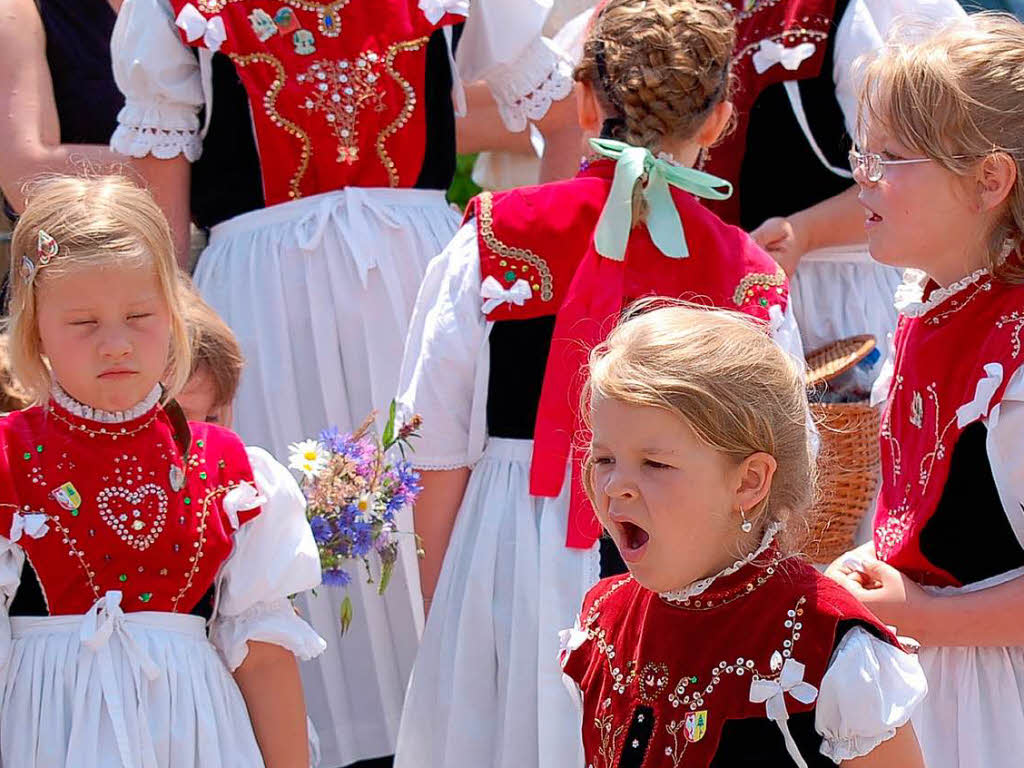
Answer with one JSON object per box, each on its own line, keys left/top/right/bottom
{"left": 0, "top": 175, "right": 324, "bottom": 767}
{"left": 563, "top": 302, "right": 928, "bottom": 766}
{"left": 827, "top": 13, "right": 1024, "bottom": 768}
{"left": 395, "top": 1, "right": 806, "bottom": 766}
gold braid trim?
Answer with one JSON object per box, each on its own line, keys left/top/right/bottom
{"left": 230, "top": 53, "right": 312, "bottom": 201}
{"left": 376, "top": 37, "right": 429, "bottom": 187}
{"left": 477, "top": 192, "right": 554, "bottom": 302}
{"left": 732, "top": 264, "right": 786, "bottom": 306}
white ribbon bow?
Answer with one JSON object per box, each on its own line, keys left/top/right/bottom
{"left": 558, "top": 614, "right": 589, "bottom": 667}
{"left": 480, "top": 275, "right": 532, "bottom": 314}
{"left": 81, "top": 591, "right": 161, "bottom": 768}
{"left": 175, "top": 3, "right": 227, "bottom": 52}
{"left": 9, "top": 512, "right": 49, "bottom": 543}
{"left": 222, "top": 481, "right": 266, "bottom": 530}
{"left": 749, "top": 657, "right": 819, "bottom": 768}
{"left": 752, "top": 39, "right": 816, "bottom": 75}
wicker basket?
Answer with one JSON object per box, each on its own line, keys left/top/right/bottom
{"left": 797, "top": 336, "right": 882, "bottom": 563}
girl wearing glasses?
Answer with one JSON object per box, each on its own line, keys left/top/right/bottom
{"left": 827, "top": 14, "right": 1024, "bottom": 768}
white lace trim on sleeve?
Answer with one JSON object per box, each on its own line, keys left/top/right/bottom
{"left": 487, "top": 37, "right": 574, "bottom": 132}
{"left": 209, "top": 597, "right": 327, "bottom": 671}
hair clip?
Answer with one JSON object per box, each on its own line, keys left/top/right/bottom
{"left": 37, "top": 229, "right": 59, "bottom": 266}
{"left": 21, "top": 254, "right": 37, "bottom": 285}
{"left": 22, "top": 229, "right": 59, "bottom": 285}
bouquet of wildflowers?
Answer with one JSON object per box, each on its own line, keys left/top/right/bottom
{"left": 288, "top": 402, "right": 422, "bottom": 631}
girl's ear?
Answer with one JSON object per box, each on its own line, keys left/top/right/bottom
{"left": 733, "top": 451, "right": 776, "bottom": 522}
{"left": 696, "top": 100, "right": 734, "bottom": 148}
{"left": 977, "top": 151, "right": 1017, "bottom": 214}
{"left": 576, "top": 80, "right": 602, "bottom": 135}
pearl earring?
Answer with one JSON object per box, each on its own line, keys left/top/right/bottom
{"left": 739, "top": 506, "right": 753, "bottom": 534}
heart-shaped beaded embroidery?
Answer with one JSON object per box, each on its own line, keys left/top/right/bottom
{"left": 96, "top": 483, "right": 168, "bottom": 550}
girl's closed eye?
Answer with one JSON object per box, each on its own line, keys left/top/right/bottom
{"left": 643, "top": 459, "right": 672, "bottom": 469}
{"left": 592, "top": 455, "right": 614, "bottom": 466}
{"left": 127, "top": 312, "right": 153, "bottom": 321}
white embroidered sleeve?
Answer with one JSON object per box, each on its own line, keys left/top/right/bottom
{"left": 111, "top": 0, "right": 204, "bottom": 160}
{"left": 815, "top": 626, "right": 927, "bottom": 761}
{"left": 209, "top": 447, "right": 326, "bottom": 670}
{"left": 397, "top": 223, "right": 490, "bottom": 470}
{"left": 456, "top": 0, "right": 573, "bottom": 131}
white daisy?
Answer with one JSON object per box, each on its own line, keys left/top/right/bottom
{"left": 354, "top": 492, "right": 377, "bottom": 522}
{"left": 288, "top": 439, "right": 328, "bottom": 479}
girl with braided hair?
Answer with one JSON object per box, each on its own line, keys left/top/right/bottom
{"left": 392, "top": 2, "right": 807, "bottom": 766}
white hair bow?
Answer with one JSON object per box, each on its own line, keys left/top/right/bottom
{"left": 752, "top": 39, "right": 816, "bottom": 75}
{"left": 175, "top": 4, "right": 228, "bottom": 52}
{"left": 480, "top": 276, "right": 532, "bottom": 314}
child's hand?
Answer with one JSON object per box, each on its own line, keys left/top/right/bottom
{"left": 831, "top": 557, "right": 932, "bottom": 640}
{"left": 823, "top": 540, "right": 877, "bottom": 588}
{"left": 750, "top": 216, "right": 807, "bottom": 277}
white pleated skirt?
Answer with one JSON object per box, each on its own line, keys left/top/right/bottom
{"left": 1, "top": 609, "right": 263, "bottom": 767}
{"left": 913, "top": 568, "right": 1024, "bottom": 768}
{"left": 194, "top": 187, "right": 461, "bottom": 767}
{"left": 790, "top": 247, "right": 902, "bottom": 391}
{"left": 394, "top": 438, "right": 598, "bottom": 768}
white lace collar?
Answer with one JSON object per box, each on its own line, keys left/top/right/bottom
{"left": 660, "top": 521, "right": 783, "bottom": 603}
{"left": 50, "top": 383, "right": 162, "bottom": 424}
{"left": 894, "top": 266, "right": 992, "bottom": 318}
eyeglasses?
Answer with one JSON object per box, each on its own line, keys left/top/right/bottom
{"left": 848, "top": 149, "right": 971, "bottom": 183}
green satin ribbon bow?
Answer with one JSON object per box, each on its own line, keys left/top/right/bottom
{"left": 590, "top": 138, "right": 733, "bottom": 262}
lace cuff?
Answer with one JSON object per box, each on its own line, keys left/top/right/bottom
{"left": 486, "top": 36, "right": 573, "bottom": 132}
{"left": 111, "top": 102, "right": 202, "bottom": 161}
{"left": 209, "top": 597, "right": 327, "bottom": 671}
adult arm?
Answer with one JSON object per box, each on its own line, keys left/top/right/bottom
{"left": 0, "top": 0, "right": 124, "bottom": 213}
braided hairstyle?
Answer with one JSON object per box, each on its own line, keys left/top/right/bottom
{"left": 575, "top": 0, "right": 735, "bottom": 150}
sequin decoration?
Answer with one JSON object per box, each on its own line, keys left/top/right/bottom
{"left": 248, "top": 8, "right": 277, "bottom": 41}
{"left": 731, "top": 265, "right": 786, "bottom": 307}
{"left": 230, "top": 52, "right": 311, "bottom": 199}
{"left": 376, "top": 38, "right": 428, "bottom": 186}
{"left": 298, "top": 55, "right": 385, "bottom": 165}
{"left": 477, "top": 192, "right": 554, "bottom": 301}
{"left": 96, "top": 483, "right": 168, "bottom": 550}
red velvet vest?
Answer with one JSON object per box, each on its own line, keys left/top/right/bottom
{"left": 468, "top": 159, "right": 789, "bottom": 548}
{"left": 874, "top": 273, "right": 1024, "bottom": 586}
{"left": 562, "top": 554, "right": 896, "bottom": 766}
{"left": 703, "top": 0, "right": 840, "bottom": 225}
{"left": 168, "top": 0, "right": 463, "bottom": 205}
{"left": 0, "top": 401, "right": 260, "bottom": 613}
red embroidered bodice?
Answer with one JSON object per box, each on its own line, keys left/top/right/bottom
{"left": 561, "top": 553, "right": 894, "bottom": 767}
{"left": 703, "top": 0, "right": 840, "bottom": 225}
{"left": 467, "top": 159, "right": 789, "bottom": 548}
{"left": 0, "top": 399, "right": 261, "bottom": 614}
{"left": 873, "top": 273, "right": 1024, "bottom": 586}
{"left": 169, "top": 0, "right": 464, "bottom": 205}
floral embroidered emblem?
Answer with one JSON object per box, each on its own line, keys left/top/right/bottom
{"left": 298, "top": 55, "right": 384, "bottom": 164}
{"left": 909, "top": 391, "right": 924, "bottom": 428}
{"left": 684, "top": 710, "right": 708, "bottom": 743}
{"left": 248, "top": 8, "right": 276, "bottom": 41}
{"left": 96, "top": 483, "right": 168, "bottom": 550}
{"left": 51, "top": 481, "right": 82, "bottom": 512}
{"left": 273, "top": 6, "right": 300, "bottom": 33}
{"left": 293, "top": 28, "right": 316, "bottom": 55}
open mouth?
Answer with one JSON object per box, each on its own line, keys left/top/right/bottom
{"left": 615, "top": 520, "right": 650, "bottom": 563}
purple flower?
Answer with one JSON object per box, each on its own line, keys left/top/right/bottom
{"left": 322, "top": 568, "right": 352, "bottom": 587}
{"left": 318, "top": 426, "right": 347, "bottom": 454}
{"left": 349, "top": 520, "right": 374, "bottom": 558}
{"left": 309, "top": 515, "right": 333, "bottom": 545}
